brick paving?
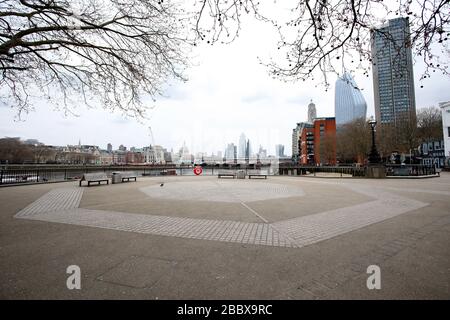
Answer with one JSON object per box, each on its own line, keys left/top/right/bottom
{"left": 272, "top": 184, "right": 428, "bottom": 248}
{"left": 19, "top": 208, "right": 296, "bottom": 247}
{"left": 13, "top": 181, "right": 430, "bottom": 249}
{"left": 14, "top": 188, "right": 83, "bottom": 218}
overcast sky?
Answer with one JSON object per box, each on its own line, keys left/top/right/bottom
{"left": 1, "top": 10, "right": 449, "bottom": 156}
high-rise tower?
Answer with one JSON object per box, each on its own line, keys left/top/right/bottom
{"left": 371, "top": 17, "right": 416, "bottom": 127}
{"left": 238, "top": 133, "right": 246, "bottom": 159}
{"left": 308, "top": 100, "right": 317, "bottom": 123}
{"left": 335, "top": 72, "right": 367, "bottom": 126}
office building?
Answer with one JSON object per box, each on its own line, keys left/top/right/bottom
{"left": 275, "top": 144, "right": 285, "bottom": 158}
{"left": 371, "top": 17, "right": 416, "bottom": 126}
{"left": 335, "top": 72, "right": 367, "bottom": 126}
{"left": 238, "top": 133, "right": 247, "bottom": 159}
{"left": 225, "top": 143, "right": 237, "bottom": 163}
{"left": 308, "top": 100, "right": 317, "bottom": 123}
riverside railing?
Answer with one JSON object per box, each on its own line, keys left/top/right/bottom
{"left": 0, "top": 164, "right": 273, "bottom": 185}
{"left": 385, "top": 164, "right": 437, "bottom": 177}
{"left": 0, "top": 163, "right": 439, "bottom": 186}
{"left": 278, "top": 164, "right": 366, "bottom": 177}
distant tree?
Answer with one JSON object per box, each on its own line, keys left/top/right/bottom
{"left": 377, "top": 123, "right": 397, "bottom": 158}
{"left": 376, "top": 109, "right": 418, "bottom": 157}
{"left": 0, "top": 138, "right": 33, "bottom": 163}
{"left": 319, "top": 131, "right": 337, "bottom": 165}
{"left": 336, "top": 118, "right": 371, "bottom": 163}
{"left": 0, "top": 0, "right": 189, "bottom": 117}
{"left": 416, "top": 106, "right": 443, "bottom": 142}
{"left": 32, "top": 145, "right": 57, "bottom": 163}
{"left": 396, "top": 110, "right": 418, "bottom": 153}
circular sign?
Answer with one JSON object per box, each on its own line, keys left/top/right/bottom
{"left": 193, "top": 166, "right": 203, "bottom": 175}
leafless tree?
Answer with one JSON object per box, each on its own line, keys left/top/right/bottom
{"left": 32, "top": 144, "right": 56, "bottom": 163}
{"left": 0, "top": 137, "right": 34, "bottom": 163}
{"left": 194, "top": 0, "right": 449, "bottom": 88}
{"left": 395, "top": 110, "right": 418, "bottom": 152}
{"left": 377, "top": 123, "right": 398, "bottom": 158}
{"left": 318, "top": 131, "right": 337, "bottom": 165}
{"left": 2, "top": 1, "right": 448, "bottom": 117}
{"left": 0, "top": 0, "right": 190, "bottom": 117}
{"left": 336, "top": 117, "right": 371, "bottom": 163}
{"left": 416, "top": 106, "right": 443, "bottom": 142}
{"left": 377, "top": 112, "right": 418, "bottom": 157}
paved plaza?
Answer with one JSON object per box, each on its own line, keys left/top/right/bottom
{"left": 1, "top": 174, "right": 450, "bottom": 299}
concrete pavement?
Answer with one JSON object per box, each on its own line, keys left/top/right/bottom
{"left": 1, "top": 174, "right": 449, "bottom": 299}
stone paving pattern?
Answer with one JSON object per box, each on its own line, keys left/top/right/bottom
{"left": 273, "top": 185, "right": 428, "bottom": 247}
{"left": 13, "top": 181, "right": 428, "bottom": 249}
{"left": 2, "top": 175, "right": 450, "bottom": 299}
{"left": 22, "top": 207, "right": 295, "bottom": 248}
{"left": 15, "top": 188, "right": 83, "bottom": 218}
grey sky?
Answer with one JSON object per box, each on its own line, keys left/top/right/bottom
{"left": 1, "top": 11, "right": 449, "bottom": 156}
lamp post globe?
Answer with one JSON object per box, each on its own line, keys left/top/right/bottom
{"left": 368, "top": 117, "right": 381, "bottom": 164}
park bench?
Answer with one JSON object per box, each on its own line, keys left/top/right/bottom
{"left": 218, "top": 171, "right": 236, "bottom": 179}
{"left": 248, "top": 173, "right": 267, "bottom": 179}
{"left": 119, "top": 171, "right": 137, "bottom": 182}
{"left": 79, "top": 172, "right": 109, "bottom": 187}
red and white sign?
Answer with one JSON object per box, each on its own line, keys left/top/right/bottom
{"left": 193, "top": 166, "right": 203, "bottom": 176}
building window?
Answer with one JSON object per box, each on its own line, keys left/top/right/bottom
{"left": 448, "top": 127, "right": 450, "bottom": 138}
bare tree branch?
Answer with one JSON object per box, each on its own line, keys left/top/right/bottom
{"left": 0, "top": 0, "right": 191, "bottom": 118}
{"left": 194, "top": 0, "right": 449, "bottom": 87}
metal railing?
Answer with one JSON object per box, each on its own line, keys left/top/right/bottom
{"left": 0, "top": 163, "right": 439, "bottom": 186}
{"left": 278, "top": 164, "right": 366, "bottom": 177}
{"left": 0, "top": 164, "right": 274, "bottom": 186}
{"left": 385, "top": 164, "right": 437, "bottom": 177}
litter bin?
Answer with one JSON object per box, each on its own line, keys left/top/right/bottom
{"left": 112, "top": 172, "right": 122, "bottom": 184}
{"left": 236, "top": 170, "right": 246, "bottom": 179}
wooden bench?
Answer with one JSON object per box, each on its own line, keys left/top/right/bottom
{"left": 119, "top": 171, "right": 137, "bottom": 182}
{"left": 79, "top": 172, "right": 109, "bottom": 187}
{"left": 248, "top": 174, "right": 267, "bottom": 179}
{"left": 218, "top": 172, "right": 236, "bottom": 179}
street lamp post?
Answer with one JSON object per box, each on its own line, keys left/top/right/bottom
{"left": 368, "top": 117, "right": 381, "bottom": 164}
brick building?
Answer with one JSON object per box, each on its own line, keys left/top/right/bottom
{"left": 298, "top": 117, "right": 337, "bottom": 165}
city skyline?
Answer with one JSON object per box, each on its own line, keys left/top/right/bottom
{"left": 4, "top": 135, "right": 286, "bottom": 159}
{"left": 0, "top": 14, "right": 449, "bottom": 156}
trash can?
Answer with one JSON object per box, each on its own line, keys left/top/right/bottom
{"left": 112, "top": 172, "right": 122, "bottom": 184}
{"left": 236, "top": 170, "right": 246, "bottom": 179}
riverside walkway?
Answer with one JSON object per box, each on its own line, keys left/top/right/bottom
{"left": 1, "top": 174, "right": 449, "bottom": 299}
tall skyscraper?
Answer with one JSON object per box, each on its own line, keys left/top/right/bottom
{"left": 335, "top": 72, "right": 367, "bottom": 126}
{"left": 245, "top": 140, "right": 250, "bottom": 163}
{"left": 308, "top": 100, "right": 317, "bottom": 123}
{"left": 371, "top": 17, "right": 416, "bottom": 126}
{"left": 107, "top": 143, "right": 112, "bottom": 153}
{"left": 257, "top": 145, "right": 267, "bottom": 158}
{"left": 275, "top": 144, "right": 285, "bottom": 158}
{"left": 225, "top": 143, "right": 237, "bottom": 162}
{"left": 238, "top": 133, "right": 247, "bottom": 159}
